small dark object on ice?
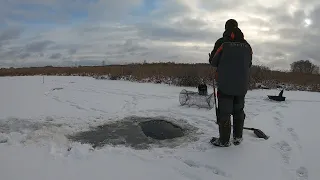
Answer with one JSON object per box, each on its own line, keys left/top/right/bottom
{"left": 243, "top": 127, "right": 269, "bottom": 140}
{"left": 198, "top": 83, "right": 208, "bottom": 96}
{"left": 268, "top": 89, "right": 286, "bottom": 101}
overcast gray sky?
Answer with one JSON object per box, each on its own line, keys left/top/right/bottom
{"left": 0, "top": 0, "right": 319, "bottom": 70}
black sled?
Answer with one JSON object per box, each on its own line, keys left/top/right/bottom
{"left": 268, "top": 89, "right": 286, "bottom": 102}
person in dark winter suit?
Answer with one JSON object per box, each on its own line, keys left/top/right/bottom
{"left": 209, "top": 19, "right": 253, "bottom": 147}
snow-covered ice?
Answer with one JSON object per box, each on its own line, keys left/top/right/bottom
{"left": 1, "top": 76, "right": 319, "bottom": 180}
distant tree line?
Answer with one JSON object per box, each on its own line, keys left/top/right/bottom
{"left": 290, "top": 60, "right": 319, "bottom": 74}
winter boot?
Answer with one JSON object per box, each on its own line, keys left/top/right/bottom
{"left": 211, "top": 137, "right": 231, "bottom": 147}
{"left": 232, "top": 111, "right": 245, "bottom": 145}
{"left": 232, "top": 137, "right": 243, "bottom": 146}
{"left": 211, "top": 117, "right": 231, "bottom": 147}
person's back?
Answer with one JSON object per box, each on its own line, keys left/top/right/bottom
{"left": 214, "top": 28, "right": 252, "bottom": 96}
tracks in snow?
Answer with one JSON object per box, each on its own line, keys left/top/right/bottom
{"left": 182, "top": 159, "right": 232, "bottom": 178}
{"left": 270, "top": 102, "right": 309, "bottom": 180}
{"left": 45, "top": 84, "right": 176, "bottom": 117}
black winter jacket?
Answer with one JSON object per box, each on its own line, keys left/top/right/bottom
{"left": 209, "top": 27, "right": 253, "bottom": 96}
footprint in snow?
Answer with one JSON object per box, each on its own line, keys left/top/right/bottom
{"left": 279, "top": 101, "right": 289, "bottom": 108}
{"left": 275, "top": 111, "right": 284, "bottom": 118}
{"left": 274, "top": 116, "right": 283, "bottom": 130}
{"left": 287, "top": 127, "right": 302, "bottom": 151}
{"left": 183, "top": 159, "right": 232, "bottom": 178}
{"left": 272, "top": 140, "right": 292, "bottom": 164}
{"left": 287, "top": 128, "right": 299, "bottom": 141}
{"left": 296, "top": 166, "right": 308, "bottom": 180}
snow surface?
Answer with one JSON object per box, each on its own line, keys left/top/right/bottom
{"left": 1, "top": 76, "right": 319, "bottom": 180}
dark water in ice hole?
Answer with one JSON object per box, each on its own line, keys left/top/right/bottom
{"left": 67, "top": 116, "right": 198, "bottom": 150}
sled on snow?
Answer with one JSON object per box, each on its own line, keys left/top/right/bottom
{"left": 268, "top": 89, "right": 286, "bottom": 102}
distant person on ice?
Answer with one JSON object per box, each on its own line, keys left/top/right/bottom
{"left": 209, "top": 19, "right": 253, "bottom": 147}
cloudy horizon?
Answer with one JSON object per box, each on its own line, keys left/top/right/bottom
{"left": 1, "top": 0, "right": 320, "bottom": 71}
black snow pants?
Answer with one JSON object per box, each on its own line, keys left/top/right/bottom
{"left": 216, "top": 89, "right": 246, "bottom": 143}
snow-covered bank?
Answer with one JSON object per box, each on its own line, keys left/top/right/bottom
{"left": 1, "top": 76, "right": 319, "bottom": 180}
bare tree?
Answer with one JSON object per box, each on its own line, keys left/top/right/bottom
{"left": 290, "top": 60, "right": 319, "bottom": 74}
